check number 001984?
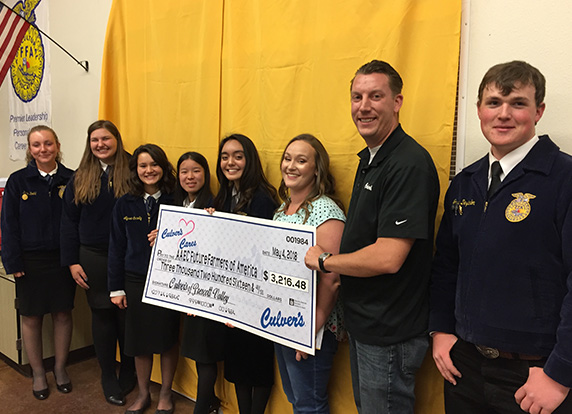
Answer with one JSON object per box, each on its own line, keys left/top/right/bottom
{"left": 263, "top": 270, "right": 308, "bottom": 292}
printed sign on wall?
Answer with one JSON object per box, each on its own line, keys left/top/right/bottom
{"left": 7, "top": 0, "right": 51, "bottom": 161}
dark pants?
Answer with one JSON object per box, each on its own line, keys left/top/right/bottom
{"left": 445, "top": 339, "right": 572, "bottom": 414}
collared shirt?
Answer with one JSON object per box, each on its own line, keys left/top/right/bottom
{"left": 99, "top": 160, "right": 111, "bottom": 173}
{"left": 340, "top": 124, "right": 440, "bottom": 345}
{"left": 38, "top": 165, "right": 58, "bottom": 177}
{"left": 183, "top": 197, "right": 196, "bottom": 208}
{"left": 144, "top": 190, "right": 161, "bottom": 203}
{"left": 488, "top": 135, "right": 539, "bottom": 185}
{"left": 368, "top": 144, "right": 382, "bottom": 165}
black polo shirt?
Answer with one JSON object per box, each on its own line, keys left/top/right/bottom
{"left": 339, "top": 125, "right": 439, "bottom": 346}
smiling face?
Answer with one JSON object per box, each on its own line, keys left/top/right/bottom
{"left": 281, "top": 140, "right": 317, "bottom": 197}
{"left": 478, "top": 82, "right": 545, "bottom": 159}
{"left": 89, "top": 127, "right": 118, "bottom": 164}
{"left": 28, "top": 129, "right": 59, "bottom": 171}
{"left": 137, "top": 152, "right": 163, "bottom": 194}
{"left": 179, "top": 158, "right": 206, "bottom": 201}
{"left": 220, "top": 139, "right": 246, "bottom": 185}
{"left": 351, "top": 73, "right": 403, "bottom": 147}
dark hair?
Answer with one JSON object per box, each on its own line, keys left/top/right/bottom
{"left": 478, "top": 61, "right": 545, "bottom": 107}
{"left": 129, "top": 144, "right": 176, "bottom": 197}
{"left": 73, "top": 120, "right": 130, "bottom": 204}
{"left": 25, "top": 125, "right": 62, "bottom": 164}
{"left": 350, "top": 60, "right": 403, "bottom": 96}
{"left": 277, "top": 134, "right": 344, "bottom": 223}
{"left": 213, "top": 134, "right": 278, "bottom": 212}
{"left": 174, "top": 152, "right": 213, "bottom": 208}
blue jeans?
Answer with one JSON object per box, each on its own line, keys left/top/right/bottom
{"left": 349, "top": 334, "right": 428, "bottom": 414}
{"left": 275, "top": 330, "right": 338, "bottom": 414}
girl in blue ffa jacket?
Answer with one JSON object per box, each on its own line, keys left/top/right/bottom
{"left": 213, "top": 134, "right": 279, "bottom": 414}
{"left": 108, "top": 144, "right": 179, "bottom": 414}
{"left": 273, "top": 134, "right": 346, "bottom": 414}
{"left": 173, "top": 152, "right": 225, "bottom": 414}
{"left": 60, "top": 120, "right": 135, "bottom": 406}
{"left": 1, "top": 126, "right": 74, "bottom": 400}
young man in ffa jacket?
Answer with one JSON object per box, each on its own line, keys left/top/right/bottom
{"left": 430, "top": 61, "right": 572, "bottom": 413}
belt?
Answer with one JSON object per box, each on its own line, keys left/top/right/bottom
{"left": 475, "top": 344, "right": 545, "bottom": 361}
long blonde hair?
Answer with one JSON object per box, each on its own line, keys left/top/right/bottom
{"left": 73, "top": 120, "right": 130, "bottom": 204}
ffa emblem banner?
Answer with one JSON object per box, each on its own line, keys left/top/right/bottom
{"left": 7, "top": 0, "right": 51, "bottom": 161}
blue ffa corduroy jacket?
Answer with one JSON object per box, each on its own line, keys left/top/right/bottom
{"left": 107, "top": 192, "right": 173, "bottom": 291}
{"left": 430, "top": 135, "right": 572, "bottom": 388}
{"left": 1, "top": 161, "right": 73, "bottom": 273}
{"left": 60, "top": 171, "right": 117, "bottom": 266}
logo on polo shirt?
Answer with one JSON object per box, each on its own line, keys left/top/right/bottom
{"left": 364, "top": 183, "right": 373, "bottom": 191}
{"left": 505, "top": 192, "right": 535, "bottom": 222}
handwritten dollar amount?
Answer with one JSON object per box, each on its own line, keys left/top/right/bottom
{"left": 263, "top": 270, "right": 308, "bottom": 292}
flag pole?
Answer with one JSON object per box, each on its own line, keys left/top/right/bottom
{"left": 0, "top": 1, "right": 89, "bottom": 72}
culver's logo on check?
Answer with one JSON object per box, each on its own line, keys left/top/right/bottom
{"left": 162, "top": 228, "right": 183, "bottom": 238}
{"left": 260, "top": 307, "right": 305, "bottom": 329}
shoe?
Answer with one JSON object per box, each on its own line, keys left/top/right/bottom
{"left": 32, "top": 387, "right": 50, "bottom": 400}
{"left": 125, "top": 397, "right": 151, "bottom": 414}
{"left": 155, "top": 404, "right": 175, "bottom": 414}
{"left": 102, "top": 374, "right": 125, "bottom": 405}
{"left": 106, "top": 394, "right": 126, "bottom": 406}
{"left": 54, "top": 372, "right": 73, "bottom": 393}
{"left": 56, "top": 381, "right": 73, "bottom": 393}
{"left": 154, "top": 408, "right": 174, "bottom": 414}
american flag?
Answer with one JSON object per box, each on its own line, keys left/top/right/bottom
{"left": 0, "top": 1, "right": 30, "bottom": 86}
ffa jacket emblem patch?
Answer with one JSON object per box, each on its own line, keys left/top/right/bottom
{"left": 505, "top": 192, "right": 535, "bottom": 222}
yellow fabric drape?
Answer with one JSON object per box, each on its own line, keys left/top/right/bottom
{"left": 101, "top": 1, "right": 461, "bottom": 413}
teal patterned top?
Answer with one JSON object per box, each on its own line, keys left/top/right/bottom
{"left": 274, "top": 195, "right": 347, "bottom": 341}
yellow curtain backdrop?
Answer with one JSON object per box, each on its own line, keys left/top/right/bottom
{"left": 100, "top": 1, "right": 461, "bottom": 413}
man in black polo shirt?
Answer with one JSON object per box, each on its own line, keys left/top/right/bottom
{"left": 306, "top": 60, "right": 439, "bottom": 414}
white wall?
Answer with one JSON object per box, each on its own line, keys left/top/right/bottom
{"left": 462, "top": 0, "right": 572, "bottom": 167}
{"left": 1, "top": 0, "right": 571, "bottom": 177}
{"left": 0, "top": 0, "right": 112, "bottom": 178}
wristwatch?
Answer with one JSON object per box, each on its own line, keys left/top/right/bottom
{"left": 318, "top": 252, "right": 332, "bottom": 273}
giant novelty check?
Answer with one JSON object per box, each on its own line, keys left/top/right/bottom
{"left": 142, "top": 205, "right": 318, "bottom": 354}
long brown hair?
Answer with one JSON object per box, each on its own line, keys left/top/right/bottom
{"left": 213, "top": 134, "right": 278, "bottom": 212}
{"left": 73, "top": 120, "right": 130, "bottom": 205}
{"left": 276, "top": 134, "right": 344, "bottom": 223}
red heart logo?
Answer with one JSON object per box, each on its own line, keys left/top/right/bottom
{"left": 178, "top": 218, "right": 195, "bottom": 243}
